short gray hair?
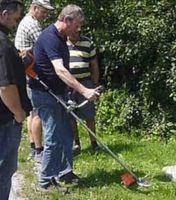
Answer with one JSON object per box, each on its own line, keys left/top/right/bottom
{"left": 0, "top": 0, "right": 23, "bottom": 13}
{"left": 58, "top": 4, "right": 85, "bottom": 22}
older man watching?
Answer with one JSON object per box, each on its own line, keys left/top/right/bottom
{"left": 15, "top": 0, "right": 54, "bottom": 163}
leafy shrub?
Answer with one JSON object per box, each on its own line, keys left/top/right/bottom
{"left": 96, "top": 89, "right": 176, "bottom": 139}
{"left": 20, "top": 0, "right": 176, "bottom": 138}
{"left": 96, "top": 89, "right": 142, "bottom": 134}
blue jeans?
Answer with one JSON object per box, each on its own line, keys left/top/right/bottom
{"left": 32, "top": 90, "right": 73, "bottom": 187}
{"left": 0, "top": 120, "right": 22, "bottom": 200}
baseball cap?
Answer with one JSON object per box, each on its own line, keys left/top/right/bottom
{"left": 32, "top": 0, "right": 54, "bottom": 10}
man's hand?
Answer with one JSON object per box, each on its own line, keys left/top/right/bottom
{"left": 83, "top": 88, "right": 100, "bottom": 102}
{"left": 0, "top": 85, "right": 27, "bottom": 123}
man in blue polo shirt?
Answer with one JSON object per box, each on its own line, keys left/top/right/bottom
{"left": 30, "top": 4, "right": 99, "bottom": 190}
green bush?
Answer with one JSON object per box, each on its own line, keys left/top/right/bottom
{"left": 96, "top": 89, "right": 176, "bottom": 139}
{"left": 96, "top": 89, "right": 142, "bottom": 134}
{"left": 93, "top": 0, "right": 176, "bottom": 138}
{"left": 21, "top": 0, "right": 176, "bottom": 138}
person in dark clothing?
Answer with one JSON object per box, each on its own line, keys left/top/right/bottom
{"left": 0, "top": 1, "right": 32, "bottom": 199}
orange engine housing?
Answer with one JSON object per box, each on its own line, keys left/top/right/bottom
{"left": 19, "top": 50, "right": 37, "bottom": 78}
{"left": 121, "top": 172, "right": 136, "bottom": 186}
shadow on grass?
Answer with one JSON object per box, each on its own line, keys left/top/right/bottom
{"left": 154, "top": 174, "right": 171, "bottom": 183}
{"left": 73, "top": 139, "right": 152, "bottom": 195}
{"left": 79, "top": 168, "right": 152, "bottom": 194}
{"left": 79, "top": 169, "right": 122, "bottom": 187}
{"left": 76, "top": 141, "right": 144, "bottom": 157}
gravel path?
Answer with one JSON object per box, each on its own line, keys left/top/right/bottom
{"left": 9, "top": 162, "right": 41, "bottom": 200}
{"left": 9, "top": 172, "right": 27, "bottom": 200}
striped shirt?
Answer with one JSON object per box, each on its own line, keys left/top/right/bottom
{"left": 15, "top": 13, "right": 42, "bottom": 51}
{"left": 67, "top": 36, "right": 96, "bottom": 79}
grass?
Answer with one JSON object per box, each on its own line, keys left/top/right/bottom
{"left": 18, "top": 123, "right": 176, "bottom": 200}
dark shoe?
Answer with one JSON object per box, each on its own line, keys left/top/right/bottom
{"left": 38, "top": 182, "right": 69, "bottom": 194}
{"left": 92, "top": 145, "right": 100, "bottom": 151}
{"left": 91, "top": 141, "right": 100, "bottom": 151}
{"left": 50, "top": 177, "right": 69, "bottom": 194}
{"left": 60, "top": 171, "right": 80, "bottom": 185}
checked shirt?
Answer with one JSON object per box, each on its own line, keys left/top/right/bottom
{"left": 15, "top": 13, "right": 42, "bottom": 51}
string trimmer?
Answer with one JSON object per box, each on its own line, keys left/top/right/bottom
{"left": 20, "top": 50, "right": 151, "bottom": 188}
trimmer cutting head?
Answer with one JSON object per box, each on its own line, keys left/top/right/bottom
{"left": 136, "top": 177, "right": 151, "bottom": 187}
{"left": 121, "top": 172, "right": 151, "bottom": 187}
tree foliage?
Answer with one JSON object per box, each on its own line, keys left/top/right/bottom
{"left": 21, "top": 0, "right": 176, "bottom": 137}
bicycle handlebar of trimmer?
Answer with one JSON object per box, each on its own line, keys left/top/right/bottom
{"left": 66, "top": 85, "right": 104, "bottom": 112}
{"left": 24, "top": 52, "right": 104, "bottom": 112}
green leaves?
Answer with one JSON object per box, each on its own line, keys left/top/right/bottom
{"left": 20, "top": 0, "right": 176, "bottom": 137}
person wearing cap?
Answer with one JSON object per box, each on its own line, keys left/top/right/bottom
{"left": 32, "top": 0, "right": 54, "bottom": 10}
{"left": 0, "top": 0, "right": 32, "bottom": 199}
{"left": 15, "top": 0, "right": 54, "bottom": 163}
{"left": 30, "top": 4, "right": 99, "bottom": 191}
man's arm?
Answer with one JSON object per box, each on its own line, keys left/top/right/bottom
{"left": 0, "top": 85, "right": 26, "bottom": 123}
{"left": 51, "top": 59, "right": 99, "bottom": 101}
{"left": 90, "top": 56, "right": 100, "bottom": 86}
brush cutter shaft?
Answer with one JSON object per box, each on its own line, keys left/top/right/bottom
{"left": 37, "top": 79, "right": 137, "bottom": 179}
{"left": 40, "top": 84, "right": 150, "bottom": 187}
{"left": 25, "top": 65, "right": 149, "bottom": 186}
{"left": 77, "top": 100, "right": 88, "bottom": 108}
{"left": 70, "top": 109, "right": 137, "bottom": 179}
{"left": 35, "top": 78, "right": 137, "bottom": 176}
{"left": 67, "top": 99, "right": 88, "bottom": 112}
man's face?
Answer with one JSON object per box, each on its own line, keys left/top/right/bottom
{"left": 4, "top": 7, "right": 23, "bottom": 29}
{"left": 35, "top": 5, "right": 49, "bottom": 21}
{"left": 68, "top": 32, "right": 80, "bottom": 43}
{"left": 66, "top": 17, "right": 83, "bottom": 39}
